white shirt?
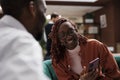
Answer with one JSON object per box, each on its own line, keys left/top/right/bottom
{"left": 0, "top": 15, "right": 49, "bottom": 80}
{"left": 68, "top": 45, "right": 83, "bottom": 75}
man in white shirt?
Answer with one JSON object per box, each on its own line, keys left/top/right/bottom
{"left": 0, "top": 0, "right": 49, "bottom": 80}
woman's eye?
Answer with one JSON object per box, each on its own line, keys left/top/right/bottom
{"left": 58, "top": 33, "right": 65, "bottom": 38}
{"left": 58, "top": 29, "right": 75, "bottom": 39}
{"left": 68, "top": 29, "right": 74, "bottom": 35}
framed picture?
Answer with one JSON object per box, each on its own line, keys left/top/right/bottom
{"left": 100, "top": 14, "right": 107, "bottom": 28}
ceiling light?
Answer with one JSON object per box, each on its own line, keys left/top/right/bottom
{"left": 46, "top": 0, "right": 98, "bottom": 2}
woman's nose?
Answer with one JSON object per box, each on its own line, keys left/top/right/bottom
{"left": 61, "top": 36, "right": 66, "bottom": 41}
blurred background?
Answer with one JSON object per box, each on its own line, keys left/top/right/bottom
{"left": 45, "top": 0, "right": 120, "bottom": 53}
{"left": 0, "top": 0, "right": 119, "bottom": 53}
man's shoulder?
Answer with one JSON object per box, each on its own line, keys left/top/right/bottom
{"left": 0, "top": 24, "right": 35, "bottom": 44}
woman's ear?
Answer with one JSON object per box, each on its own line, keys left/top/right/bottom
{"left": 28, "top": 1, "right": 36, "bottom": 17}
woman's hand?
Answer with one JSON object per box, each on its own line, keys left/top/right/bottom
{"left": 80, "top": 66, "right": 99, "bottom": 80}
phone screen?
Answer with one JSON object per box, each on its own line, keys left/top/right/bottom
{"left": 88, "top": 58, "right": 99, "bottom": 72}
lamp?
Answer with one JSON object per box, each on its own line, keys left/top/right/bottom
{"left": 46, "top": 0, "right": 98, "bottom": 2}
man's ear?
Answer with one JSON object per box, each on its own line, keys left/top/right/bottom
{"left": 29, "top": 1, "right": 36, "bottom": 17}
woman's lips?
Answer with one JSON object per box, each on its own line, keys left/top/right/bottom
{"left": 67, "top": 38, "right": 74, "bottom": 44}
{"left": 67, "top": 40, "right": 73, "bottom": 44}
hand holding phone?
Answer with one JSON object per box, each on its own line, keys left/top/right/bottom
{"left": 88, "top": 58, "right": 99, "bottom": 72}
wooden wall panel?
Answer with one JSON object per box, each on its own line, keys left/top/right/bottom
{"left": 93, "top": 0, "right": 120, "bottom": 52}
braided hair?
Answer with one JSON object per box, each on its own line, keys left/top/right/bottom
{"left": 49, "top": 18, "right": 87, "bottom": 63}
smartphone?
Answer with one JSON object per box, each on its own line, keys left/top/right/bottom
{"left": 88, "top": 58, "right": 99, "bottom": 72}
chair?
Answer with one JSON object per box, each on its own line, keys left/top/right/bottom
{"left": 43, "top": 60, "right": 58, "bottom": 80}
{"left": 114, "top": 55, "right": 120, "bottom": 69}
{"left": 43, "top": 55, "right": 120, "bottom": 80}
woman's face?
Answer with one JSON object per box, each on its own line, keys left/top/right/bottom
{"left": 58, "top": 22, "right": 78, "bottom": 50}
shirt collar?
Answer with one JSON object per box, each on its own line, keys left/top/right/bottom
{"left": 67, "top": 45, "right": 80, "bottom": 55}
{"left": 49, "top": 20, "right": 54, "bottom": 24}
{"left": 1, "top": 15, "right": 27, "bottom": 31}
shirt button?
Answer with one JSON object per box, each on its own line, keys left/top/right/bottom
{"left": 68, "top": 65, "right": 70, "bottom": 68}
{"left": 68, "top": 65, "right": 71, "bottom": 70}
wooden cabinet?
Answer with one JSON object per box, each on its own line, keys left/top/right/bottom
{"left": 77, "top": 23, "right": 101, "bottom": 40}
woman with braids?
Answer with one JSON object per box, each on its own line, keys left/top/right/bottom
{"left": 49, "top": 18, "right": 120, "bottom": 80}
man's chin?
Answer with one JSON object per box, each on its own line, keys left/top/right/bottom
{"left": 34, "top": 33, "right": 43, "bottom": 41}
